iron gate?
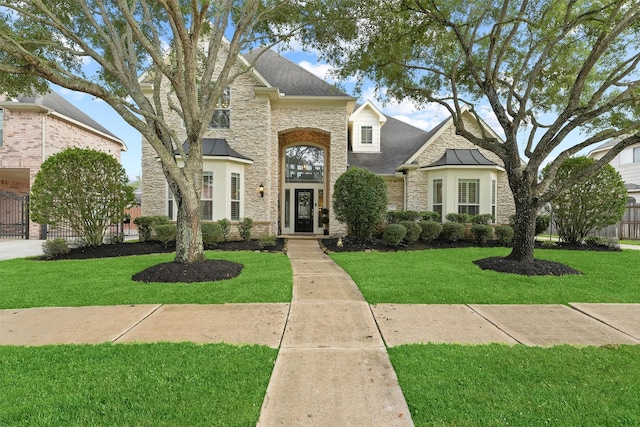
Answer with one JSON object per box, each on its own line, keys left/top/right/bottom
{"left": 0, "top": 190, "right": 29, "bottom": 239}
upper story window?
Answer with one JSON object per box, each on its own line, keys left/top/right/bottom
{"left": 634, "top": 147, "right": 640, "bottom": 163}
{"left": 210, "top": 87, "right": 230, "bottom": 129}
{"left": 285, "top": 145, "right": 324, "bottom": 183}
{"left": 0, "top": 108, "right": 4, "bottom": 147}
{"left": 361, "top": 126, "right": 373, "bottom": 144}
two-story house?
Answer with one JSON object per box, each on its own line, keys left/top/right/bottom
{"left": 140, "top": 47, "right": 515, "bottom": 237}
{"left": 0, "top": 91, "right": 127, "bottom": 239}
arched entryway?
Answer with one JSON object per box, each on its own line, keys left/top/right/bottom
{"left": 279, "top": 129, "right": 331, "bottom": 235}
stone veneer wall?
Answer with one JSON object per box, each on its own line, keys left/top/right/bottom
{"left": 140, "top": 51, "right": 352, "bottom": 237}
{"left": 0, "top": 108, "right": 124, "bottom": 239}
{"left": 384, "top": 176, "right": 405, "bottom": 211}
{"left": 406, "top": 122, "right": 515, "bottom": 224}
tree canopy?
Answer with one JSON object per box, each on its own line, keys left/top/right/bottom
{"left": 0, "top": 0, "right": 301, "bottom": 263}
{"left": 298, "top": 0, "right": 640, "bottom": 263}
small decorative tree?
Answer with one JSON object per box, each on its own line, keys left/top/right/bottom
{"left": 30, "top": 148, "right": 135, "bottom": 246}
{"left": 543, "top": 157, "right": 627, "bottom": 244}
{"left": 333, "top": 167, "right": 388, "bottom": 241}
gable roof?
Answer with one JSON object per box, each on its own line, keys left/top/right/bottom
{"left": 244, "top": 49, "right": 350, "bottom": 97}
{"left": 2, "top": 91, "right": 125, "bottom": 148}
{"left": 426, "top": 149, "right": 497, "bottom": 167}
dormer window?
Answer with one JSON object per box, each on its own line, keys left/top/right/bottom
{"left": 349, "top": 100, "right": 386, "bottom": 153}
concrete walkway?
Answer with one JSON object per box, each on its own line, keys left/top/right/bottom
{"left": 257, "top": 239, "right": 413, "bottom": 426}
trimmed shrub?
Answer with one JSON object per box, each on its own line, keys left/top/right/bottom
{"left": 154, "top": 223, "right": 176, "bottom": 247}
{"left": 42, "top": 238, "right": 70, "bottom": 259}
{"left": 134, "top": 215, "right": 169, "bottom": 242}
{"left": 201, "top": 222, "right": 224, "bottom": 248}
{"left": 383, "top": 223, "right": 407, "bottom": 246}
{"left": 495, "top": 225, "right": 514, "bottom": 245}
{"left": 217, "top": 218, "right": 231, "bottom": 242}
{"left": 420, "top": 211, "right": 441, "bottom": 221}
{"left": 446, "top": 213, "right": 471, "bottom": 223}
{"left": 440, "top": 222, "right": 465, "bottom": 242}
{"left": 238, "top": 217, "right": 253, "bottom": 241}
{"left": 258, "top": 234, "right": 277, "bottom": 249}
{"left": 400, "top": 220, "right": 422, "bottom": 243}
{"left": 471, "top": 214, "right": 495, "bottom": 225}
{"left": 419, "top": 220, "right": 442, "bottom": 242}
{"left": 387, "top": 210, "right": 421, "bottom": 223}
{"left": 471, "top": 224, "right": 493, "bottom": 245}
{"left": 333, "top": 167, "right": 388, "bottom": 241}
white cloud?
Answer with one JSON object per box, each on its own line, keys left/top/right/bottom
{"left": 298, "top": 60, "right": 333, "bottom": 80}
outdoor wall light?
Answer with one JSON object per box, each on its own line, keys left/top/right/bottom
{"left": 259, "top": 183, "right": 265, "bottom": 198}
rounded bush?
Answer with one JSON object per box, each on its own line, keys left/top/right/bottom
{"left": 42, "top": 238, "right": 70, "bottom": 259}
{"left": 471, "top": 224, "right": 493, "bottom": 245}
{"left": 383, "top": 223, "right": 407, "bottom": 246}
{"left": 445, "top": 213, "right": 471, "bottom": 223}
{"left": 388, "top": 211, "right": 421, "bottom": 224}
{"left": 400, "top": 221, "right": 422, "bottom": 243}
{"left": 495, "top": 225, "right": 514, "bottom": 245}
{"left": 201, "top": 222, "right": 224, "bottom": 248}
{"left": 471, "top": 214, "right": 494, "bottom": 225}
{"left": 440, "top": 222, "right": 465, "bottom": 242}
{"left": 420, "top": 211, "right": 441, "bottom": 221}
{"left": 154, "top": 223, "right": 176, "bottom": 247}
{"left": 419, "top": 220, "right": 442, "bottom": 242}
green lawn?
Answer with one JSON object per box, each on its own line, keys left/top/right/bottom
{"left": 0, "top": 343, "right": 276, "bottom": 426}
{"left": 330, "top": 247, "right": 640, "bottom": 304}
{"left": 0, "top": 251, "right": 292, "bottom": 308}
{"left": 389, "top": 344, "right": 640, "bottom": 426}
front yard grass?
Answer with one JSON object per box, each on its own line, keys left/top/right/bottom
{"left": 0, "top": 342, "right": 276, "bottom": 426}
{"left": 330, "top": 248, "right": 640, "bottom": 304}
{"left": 389, "top": 343, "right": 640, "bottom": 426}
{"left": 0, "top": 251, "right": 292, "bottom": 308}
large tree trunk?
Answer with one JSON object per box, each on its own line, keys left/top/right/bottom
{"left": 173, "top": 186, "right": 206, "bottom": 264}
{"left": 506, "top": 187, "right": 538, "bottom": 263}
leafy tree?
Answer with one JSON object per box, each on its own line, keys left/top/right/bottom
{"left": 30, "top": 148, "right": 135, "bottom": 246}
{"left": 333, "top": 167, "right": 388, "bottom": 241}
{"left": 298, "top": 0, "right": 640, "bottom": 264}
{"left": 0, "top": 1, "right": 300, "bottom": 264}
{"left": 543, "top": 156, "right": 627, "bottom": 243}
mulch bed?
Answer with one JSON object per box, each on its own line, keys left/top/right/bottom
{"left": 43, "top": 239, "right": 285, "bottom": 284}
{"left": 320, "top": 236, "right": 619, "bottom": 276}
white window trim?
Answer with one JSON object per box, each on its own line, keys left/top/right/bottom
{"left": 458, "top": 178, "right": 480, "bottom": 215}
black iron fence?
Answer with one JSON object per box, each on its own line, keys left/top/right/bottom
{"left": 0, "top": 190, "right": 29, "bottom": 239}
{"left": 40, "top": 221, "right": 128, "bottom": 243}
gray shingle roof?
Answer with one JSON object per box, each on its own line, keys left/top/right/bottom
{"left": 181, "top": 138, "right": 252, "bottom": 161}
{"left": 426, "top": 149, "right": 497, "bottom": 167}
{"left": 15, "top": 91, "right": 121, "bottom": 141}
{"left": 349, "top": 115, "right": 447, "bottom": 175}
{"left": 244, "top": 49, "right": 350, "bottom": 97}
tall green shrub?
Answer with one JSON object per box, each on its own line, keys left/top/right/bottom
{"left": 333, "top": 167, "right": 388, "bottom": 241}
{"left": 217, "top": 218, "right": 231, "bottom": 242}
{"left": 239, "top": 218, "right": 253, "bottom": 241}
{"left": 201, "top": 223, "right": 224, "bottom": 248}
{"left": 543, "top": 157, "right": 627, "bottom": 243}
{"left": 30, "top": 148, "right": 135, "bottom": 247}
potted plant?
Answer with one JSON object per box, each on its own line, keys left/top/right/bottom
{"left": 321, "top": 208, "right": 329, "bottom": 235}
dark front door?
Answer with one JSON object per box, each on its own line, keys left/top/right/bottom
{"left": 294, "top": 189, "right": 314, "bottom": 232}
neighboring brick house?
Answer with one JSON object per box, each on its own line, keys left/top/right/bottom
{"left": 588, "top": 138, "right": 640, "bottom": 203}
{"left": 0, "top": 91, "right": 127, "bottom": 239}
{"left": 141, "top": 47, "right": 515, "bottom": 237}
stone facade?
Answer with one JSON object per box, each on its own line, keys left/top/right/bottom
{"left": 403, "top": 118, "right": 515, "bottom": 224}
{"left": 0, "top": 103, "right": 124, "bottom": 239}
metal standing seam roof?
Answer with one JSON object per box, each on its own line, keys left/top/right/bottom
{"left": 426, "top": 149, "right": 498, "bottom": 167}
{"left": 180, "top": 138, "right": 253, "bottom": 162}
